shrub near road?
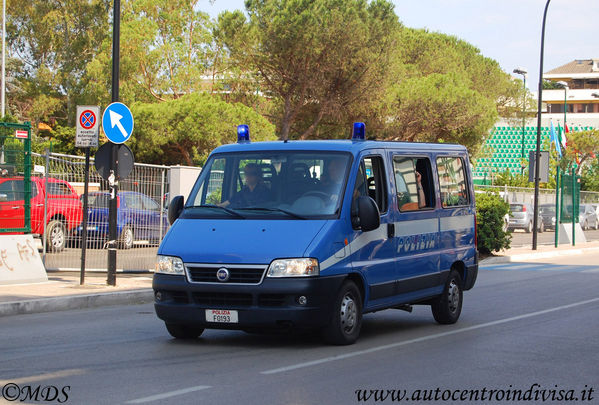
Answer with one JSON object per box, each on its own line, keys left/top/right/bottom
{"left": 476, "top": 191, "right": 511, "bottom": 254}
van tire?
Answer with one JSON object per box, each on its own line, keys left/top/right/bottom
{"left": 46, "top": 220, "right": 66, "bottom": 252}
{"left": 322, "top": 281, "right": 362, "bottom": 345}
{"left": 165, "top": 323, "right": 204, "bottom": 339}
{"left": 118, "top": 226, "right": 134, "bottom": 249}
{"left": 431, "top": 270, "right": 463, "bottom": 325}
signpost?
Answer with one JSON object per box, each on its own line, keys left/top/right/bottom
{"left": 76, "top": 105, "right": 100, "bottom": 285}
{"left": 104, "top": 0, "right": 122, "bottom": 287}
{"left": 100, "top": 101, "right": 134, "bottom": 286}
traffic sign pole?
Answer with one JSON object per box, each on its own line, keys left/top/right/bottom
{"left": 80, "top": 147, "right": 90, "bottom": 285}
{"left": 108, "top": 0, "right": 121, "bottom": 286}
{"left": 76, "top": 105, "right": 100, "bottom": 286}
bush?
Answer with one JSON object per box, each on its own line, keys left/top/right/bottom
{"left": 476, "top": 191, "right": 511, "bottom": 254}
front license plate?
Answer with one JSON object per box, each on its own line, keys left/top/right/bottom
{"left": 205, "top": 309, "right": 238, "bottom": 323}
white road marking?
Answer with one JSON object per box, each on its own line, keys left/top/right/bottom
{"left": 261, "top": 297, "right": 599, "bottom": 375}
{"left": 581, "top": 268, "right": 599, "bottom": 273}
{"left": 125, "top": 386, "right": 211, "bottom": 404}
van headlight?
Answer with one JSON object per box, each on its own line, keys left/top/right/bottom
{"left": 155, "top": 255, "right": 185, "bottom": 275}
{"left": 267, "top": 258, "right": 319, "bottom": 277}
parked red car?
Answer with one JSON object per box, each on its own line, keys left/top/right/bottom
{"left": 0, "top": 177, "right": 83, "bottom": 252}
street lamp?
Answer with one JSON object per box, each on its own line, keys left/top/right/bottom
{"left": 557, "top": 80, "right": 569, "bottom": 129}
{"left": 514, "top": 68, "right": 528, "bottom": 175}
{"left": 532, "top": 0, "right": 551, "bottom": 250}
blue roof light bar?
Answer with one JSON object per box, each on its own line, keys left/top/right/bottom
{"left": 237, "top": 125, "right": 250, "bottom": 143}
{"left": 352, "top": 122, "right": 365, "bottom": 140}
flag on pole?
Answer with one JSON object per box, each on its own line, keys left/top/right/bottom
{"left": 557, "top": 123, "right": 567, "bottom": 150}
{"left": 550, "top": 120, "right": 562, "bottom": 157}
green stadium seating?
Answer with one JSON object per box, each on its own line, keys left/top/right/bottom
{"left": 474, "top": 125, "right": 554, "bottom": 177}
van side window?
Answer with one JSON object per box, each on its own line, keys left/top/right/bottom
{"left": 393, "top": 156, "right": 434, "bottom": 211}
{"left": 354, "top": 156, "right": 388, "bottom": 213}
{"left": 437, "top": 157, "right": 469, "bottom": 207}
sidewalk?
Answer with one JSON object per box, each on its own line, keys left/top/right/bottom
{"left": 0, "top": 273, "right": 153, "bottom": 317}
{"left": 480, "top": 240, "right": 599, "bottom": 264}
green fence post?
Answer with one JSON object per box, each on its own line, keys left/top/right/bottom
{"left": 23, "top": 121, "right": 32, "bottom": 233}
{"left": 572, "top": 167, "right": 576, "bottom": 247}
{"left": 554, "top": 166, "right": 560, "bottom": 247}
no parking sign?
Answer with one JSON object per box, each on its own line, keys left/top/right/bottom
{"left": 76, "top": 105, "right": 100, "bottom": 148}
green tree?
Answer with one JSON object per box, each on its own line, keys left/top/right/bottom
{"left": 86, "top": 0, "right": 215, "bottom": 106}
{"left": 219, "top": 0, "right": 401, "bottom": 140}
{"left": 130, "top": 92, "right": 276, "bottom": 166}
{"left": 559, "top": 129, "right": 599, "bottom": 174}
{"left": 378, "top": 28, "right": 522, "bottom": 154}
{"left": 7, "top": 0, "right": 111, "bottom": 125}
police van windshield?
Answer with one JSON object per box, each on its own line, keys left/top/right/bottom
{"left": 186, "top": 151, "right": 351, "bottom": 219}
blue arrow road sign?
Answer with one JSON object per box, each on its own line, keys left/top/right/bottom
{"left": 102, "top": 102, "right": 134, "bottom": 144}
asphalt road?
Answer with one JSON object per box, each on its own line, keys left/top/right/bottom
{"left": 2, "top": 255, "right": 599, "bottom": 404}
{"left": 510, "top": 227, "right": 599, "bottom": 247}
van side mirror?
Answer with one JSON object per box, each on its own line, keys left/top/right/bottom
{"left": 352, "top": 196, "right": 380, "bottom": 232}
{"left": 168, "top": 195, "right": 184, "bottom": 225}
{"left": 0, "top": 193, "right": 7, "bottom": 202}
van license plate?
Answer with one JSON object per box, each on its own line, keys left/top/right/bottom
{"left": 205, "top": 309, "right": 238, "bottom": 323}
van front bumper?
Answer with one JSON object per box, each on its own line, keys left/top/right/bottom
{"left": 153, "top": 273, "right": 346, "bottom": 330}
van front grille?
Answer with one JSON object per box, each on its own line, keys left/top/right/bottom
{"left": 186, "top": 264, "right": 266, "bottom": 284}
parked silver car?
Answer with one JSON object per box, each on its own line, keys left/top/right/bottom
{"left": 579, "top": 204, "right": 599, "bottom": 230}
{"left": 508, "top": 203, "right": 544, "bottom": 233}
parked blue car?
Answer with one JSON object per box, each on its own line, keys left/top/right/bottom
{"left": 77, "top": 191, "right": 169, "bottom": 249}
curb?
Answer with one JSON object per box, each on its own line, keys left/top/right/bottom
{"left": 480, "top": 246, "right": 599, "bottom": 265}
{"left": 0, "top": 289, "right": 154, "bottom": 317}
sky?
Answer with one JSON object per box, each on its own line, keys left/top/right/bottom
{"left": 202, "top": 0, "right": 599, "bottom": 91}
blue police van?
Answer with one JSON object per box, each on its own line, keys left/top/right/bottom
{"left": 153, "top": 123, "right": 477, "bottom": 345}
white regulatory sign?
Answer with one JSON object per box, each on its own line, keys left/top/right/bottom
{"left": 76, "top": 105, "right": 100, "bottom": 148}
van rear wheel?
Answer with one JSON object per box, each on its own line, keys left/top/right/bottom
{"left": 431, "top": 270, "right": 463, "bottom": 324}
{"left": 322, "top": 281, "right": 362, "bottom": 345}
{"left": 165, "top": 323, "right": 204, "bottom": 339}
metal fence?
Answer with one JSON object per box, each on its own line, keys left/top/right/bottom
{"left": 474, "top": 184, "right": 599, "bottom": 206}
{"left": 31, "top": 151, "right": 170, "bottom": 272}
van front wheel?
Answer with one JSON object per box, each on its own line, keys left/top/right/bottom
{"left": 431, "top": 270, "right": 463, "bottom": 324}
{"left": 322, "top": 281, "right": 362, "bottom": 345}
{"left": 165, "top": 323, "right": 204, "bottom": 339}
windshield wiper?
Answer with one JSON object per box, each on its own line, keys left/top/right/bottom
{"left": 239, "top": 207, "right": 306, "bottom": 220}
{"left": 188, "top": 204, "right": 246, "bottom": 219}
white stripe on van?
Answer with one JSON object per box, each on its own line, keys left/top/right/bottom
{"left": 439, "top": 214, "right": 474, "bottom": 232}
{"left": 320, "top": 226, "right": 387, "bottom": 271}
{"left": 319, "top": 214, "right": 473, "bottom": 271}
{"left": 393, "top": 218, "right": 438, "bottom": 236}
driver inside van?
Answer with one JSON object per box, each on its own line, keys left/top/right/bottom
{"left": 320, "top": 158, "right": 347, "bottom": 201}
{"left": 219, "top": 163, "right": 271, "bottom": 208}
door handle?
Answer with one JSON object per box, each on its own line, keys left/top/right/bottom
{"left": 11, "top": 206, "right": 20, "bottom": 210}
{"left": 387, "top": 223, "right": 395, "bottom": 238}
{"left": 36, "top": 203, "right": 44, "bottom": 207}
